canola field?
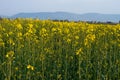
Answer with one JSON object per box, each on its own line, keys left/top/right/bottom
{"left": 0, "top": 18, "right": 120, "bottom": 80}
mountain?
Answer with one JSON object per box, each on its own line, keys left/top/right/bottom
{"left": 11, "top": 12, "right": 79, "bottom": 20}
{"left": 11, "top": 12, "right": 120, "bottom": 22}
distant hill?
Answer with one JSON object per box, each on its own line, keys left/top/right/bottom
{"left": 11, "top": 12, "right": 120, "bottom": 22}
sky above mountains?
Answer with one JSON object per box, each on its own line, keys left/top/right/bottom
{"left": 0, "top": 0, "right": 120, "bottom": 16}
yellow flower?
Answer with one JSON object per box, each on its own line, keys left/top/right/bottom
{"left": 6, "top": 51, "right": 14, "bottom": 58}
{"left": 28, "top": 24, "right": 33, "bottom": 28}
{"left": 41, "top": 28, "right": 47, "bottom": 32}
{"left": 15, "top": 67, "right": 18, "bottom": 71}
{"left": 52, "top": 28, "right": 56, "bottom": 32}
{"left": 64, "top": 28, "right": 69, "bottom": 34}
{"left": 28, "top": 28, "right": 33, "bottom": 33}
{"left": 8, "top": 31, "right": 13, "bottom": 35}
{"left": 7, "top": 38, "right": 15, "bottom": 46}
{"left": 31, "top": 66, "right": 34, "bottom": 70}
{"left": 40, "top": 28, "right": 48, "bottom": 38}
{"left": 6, "top": 54, "right": 9, "bottom": 58}
{"left": 17, "top": 32, "right": 22, "bottom": 37}
{"left": 67, "top": 38, "right": 71, "bottom": 43}
{"left": 27, "top": 64, "right": 34, "bottom": 70}
{"left": 84, "top": 39, "right": 88, "bottom": 46}
{"left": 91, "top": 34, "right": 95, "bottom": 41}
{"left": 0, "top": 39, "right": 5, "bottom": 47}
{"left": 76, "top": 48, "right": 82, "bottom": 55}
{"left": 27, "top": 65, "right": 31, "bottom": 69}
{"left": 86, "top": 34, "right": 96, "bottom": 41}
{"left": 2, "top": 28, "right": 6, "bottom": 31}
{"left": 75, "top": 36, "right": 79, "bottom": 40}
{"left": 0, "top": 41, "right": 4, "bottom": 47}
{"left": 16, "top": 24, "right": 23, "bottom": 30}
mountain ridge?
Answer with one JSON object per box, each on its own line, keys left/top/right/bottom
{"left": 2, "top": 12, "right": 120, "bottom": 22}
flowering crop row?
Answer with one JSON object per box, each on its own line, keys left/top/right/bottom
{"left": 0, "top": 18, "right": 120, "bottom": 80}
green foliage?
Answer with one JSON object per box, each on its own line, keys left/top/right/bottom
{"left": 0, "top": 18, "right": 120, "bottom": 80}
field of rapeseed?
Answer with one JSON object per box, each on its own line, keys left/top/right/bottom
{"left": 0, "top": 18, "right": 120, "bottom": 80}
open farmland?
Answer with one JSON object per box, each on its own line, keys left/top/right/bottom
{"left": 0, "top": 18, "right": 120, "bottom": 80}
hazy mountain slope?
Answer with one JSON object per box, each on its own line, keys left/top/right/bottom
{"left": 11, "top": 12, "right": 120, "bottom": 22}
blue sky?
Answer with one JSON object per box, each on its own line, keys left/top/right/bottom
{"left": 0, "top": 0, "right": 120, "bottom": 16}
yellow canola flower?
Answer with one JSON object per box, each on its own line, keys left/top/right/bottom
{"left": 52, "top": 27, "right": 56, "bottom": 32}
{"left": 0, "top": 42, "right": 4, "bottom": 47}
{"left": 0, "top": 39, "right": 5, "bottom": 47}
{"left": 75, "top": 36, "right": 79, "bottom": 40}
{"left": 84, "top": 39, "right": 88, "bottom": 46}
{"left": 16, "top": 24, "right": 23, "bottom": 30}
{"left": 67, "top": 38, "right": 71, "bottom": 43}
{"left": 91, "top": 35, "right": 96, "bottom": 41}
{"left": 84, "top": 34, "right": 96, "bottom": 47}
{"left": 86, "top": 34, "right": 96, "bottom": 41}
{"left": 40, "top": 28, "right": 48, "bottom": 38}
{"left": 2, "top": 28, "right": 6, "bottom": 31}
{"left": 27, "top": 64, "right": 34, "bottom": 70}
{"left": 28, "top": 28, "right": 33, "bottom": 33}
{"left": 6, "top": 51, "right": 14, "bottom": 58}
{"left": 15, "top": 67, "right": 19, "bottom": 71}
{"left": 31, "top": 66, "right": 34, "bottom": 71}
{"left": 17, "top": 32, "right": 22, "bottom": 37}
{"left": 8, "top": 38, "right": 15, "bottom": 45}
{"left": 64, "top": 28, "right": 69, "bottom": 34}
{"left": 28, "top": 24, "right": 33, "bottom": 28}
{"left": 27, "top": 65, "right": 31, "bottom": 69}
{"left": 76, "top": 48, "right": 82, "bottom": 55}
{"left": 0, "top": 26, "right": 6, "bottom": 31}
{"left": 41, "top": 28, "right": 47, "bottom": 33}
{"left": 8, "top": 31, "right": 13, "bottom": 35}
{"left": 28, "top": 28, "right": 36, "bottom": 33}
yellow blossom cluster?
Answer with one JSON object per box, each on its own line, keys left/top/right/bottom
{"left": 0, "top": 18, "right": 119, "bottom": 80}
{"left": 27, "top": 64, "right": 34, "bottom": 70}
